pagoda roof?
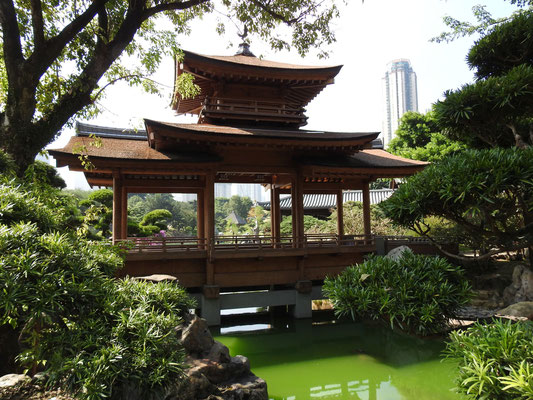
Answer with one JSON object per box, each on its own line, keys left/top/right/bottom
{"left": 144, "top": 119, "right": 379, "bottom": 151}
{"left": 181, "top": 50, "right": 342, "bottom": 75}
{"left": 174, "top": 50, "right": 342, "bottom": 116}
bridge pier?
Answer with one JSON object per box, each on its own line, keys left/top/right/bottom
{"left": 194, "top": 281, "right": 323, "bottom": 326}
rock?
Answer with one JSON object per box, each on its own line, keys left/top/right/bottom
{"left": 0, "top": 374, "right": 31, "bottom": 388}
{"left": 502, "top": 265, "right": 533, "bottom": 305}
{"left": 497, "top": 301, "right": 533, "bottom": 319}
{"left": 133, "top": 274, "right": 177, "bottom": 282}
{"left": 220, "top": 373, "right": 268, "bottom": 400}
{"left": 386, "top": 245, "right": 412, "bottom": 261}
{"left": 207, "top": 341, "right": 231, "bottom": 364}
{"left": 180, "top": 315, "right": 215, "bottom": 356}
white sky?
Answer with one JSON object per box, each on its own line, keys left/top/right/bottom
{"left": 49, "top": 0, "right": 520, "bottom": 189}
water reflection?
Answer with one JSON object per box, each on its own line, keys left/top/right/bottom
{"left": 214, "top": 311, "right": 463, "bottom": 400}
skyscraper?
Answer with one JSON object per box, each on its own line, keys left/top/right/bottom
{"left": 382, "top": 59, "right": 418, "bottom": 147}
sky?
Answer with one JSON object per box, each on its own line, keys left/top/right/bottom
{"left": 49, "top": 0, "right": 521, "bottom": 189}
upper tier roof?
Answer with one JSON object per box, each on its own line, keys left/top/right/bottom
{"left": 173, "top": 50, "right": 342, "bottom": 118}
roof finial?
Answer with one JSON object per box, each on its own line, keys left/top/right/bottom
{"left": 235, "top": 25, "right": 255, "bottom": 57}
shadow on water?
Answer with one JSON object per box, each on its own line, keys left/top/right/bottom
{"left": 213, "top": 310, "right": 465, "bottom": 400}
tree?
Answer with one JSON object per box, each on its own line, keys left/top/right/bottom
{"left": 0, "top": 0, "right": 342, "bottom": 172}
{"left": 434, "top": 9, "right": 533, "bottom": 149}
{"left": 388, "top": 111, "right": 466, "bottom": 162}
{"left": 379, "top": 148, "right": 533, "bottom": 263}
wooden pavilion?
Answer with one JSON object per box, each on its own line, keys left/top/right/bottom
{"left": 50, "top": 48, "right": 426, "bottom": 323}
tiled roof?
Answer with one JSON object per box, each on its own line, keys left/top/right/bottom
{"left": 144, "top": 120, "right": 379, "bottom": 143}
{"left": 258, "top": 189, "right": 395, "bottom": 211}
{"left": 183, "top": 50, "right": 342, "bottom": 73}
{"left": 300, "top": 149, "right": 428, "bottom": 169}
{"left": 76, "top": 122, "right": 146, "bottom": 140}
{"left": 49, "top": 136, "right": 219, "bottom": 162}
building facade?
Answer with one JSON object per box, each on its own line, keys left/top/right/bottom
{"left": 382, "top": 59, "right": 418, "bottom": 147}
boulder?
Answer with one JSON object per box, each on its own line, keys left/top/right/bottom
{"left": 497, "top": 302, "right": 533, "bottom": 319}
{"left": 180, "top": 315, "right": 215, "bottom": 356}
{"left": 386, "top": 245, "right": 413, "bottom": 261}
{"left": 502, "top": 265, "right": 533, "bottom": 305}
{"left": 0, "top": 374, "right": 31, "bottom": 388}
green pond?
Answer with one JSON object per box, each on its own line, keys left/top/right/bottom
{"left": 214, "top": 313, "right": 465, "bottom": 400}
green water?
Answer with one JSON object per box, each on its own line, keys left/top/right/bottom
{"left": 214, "top": 316, "right": 465, "bottom": 400}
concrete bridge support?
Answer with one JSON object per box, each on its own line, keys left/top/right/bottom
{"left": 194, "top": 281, "right": 323, "bottom": 326}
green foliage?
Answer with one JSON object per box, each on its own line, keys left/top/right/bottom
{"left": 0, "top": 174, "right": 195, "bottom": 399}
{"left": 435, "top": 9, "right": 533, "bottom": 149}
{"left": 87, "top": 189, "right": 114, "bottom": 208}
{"left": 468, "top": 11, "right": 533, "bottom": 79}
{"left": 39, "top": 278, "right": 194, "bottom": 400}
{"left": 446, "top": 320, "right": 533, "bottom": 399}
{"left": 435, "top": 64, "right": 533, "bottom": 148}
{"left": 379, "top": 148, "right": 533, "bottom": 260}
{"left": 140, "top": 209, "right": 173, "bottom": 235}
{"left": 388, "top": 111, "right": 466, "bottom": 162}
{"left": 323, "top": 253, "right": 471, "bottom": 336}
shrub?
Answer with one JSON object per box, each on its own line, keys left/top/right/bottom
{"left": 0, "top": 177, "right": 195, "bottom": 399}
{"left": 323, "top": 252, "right": 472, "bottom": 335}
{"left": 446, "top": 320, "right": 533, "bottom": 399}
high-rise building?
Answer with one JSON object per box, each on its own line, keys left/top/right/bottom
{"left": 382, "top": 59, "right": 418, "bottom": 147}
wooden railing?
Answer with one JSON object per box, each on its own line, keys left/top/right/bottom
{"left": 201, "top": 97, "right": 307, "bottom": 125}
{"left": 119, "top": 233, "right": 374, "bottom": 254}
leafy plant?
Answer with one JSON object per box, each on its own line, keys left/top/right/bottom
{"left": 379, "top": 147, "right": 533, "bottom": 263}
{"left": 323, "top": 252, "right": 471, "bottom": 336}
{"left": 446, "top": 320, "right": 533, "bottom": 399}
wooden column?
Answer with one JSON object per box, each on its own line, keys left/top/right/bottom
{"left": 362, "top": 182, "right": 372, "bottom": 239}
{"left": 291, "top": 172, "right": 305, "bottom": 248}
{"left": 112, "top": 173, "right": 123, "bottom": 243}
{"left": 336, "top": 190, "right": 344, "bottom": 240}
{"left": 270, "top": 185, "right": 281, "bottom": 247}
{"left": 204, "top": 174, "right": 215, "bottom": 284}
{"left": 197, "top": 190, "right": 205, "bottom": 249}
{"left": 120, "top": 186, "right": 128, "bottom": 239}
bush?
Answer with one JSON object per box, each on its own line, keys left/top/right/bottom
{"left": 0, "top": 175, "right": 195, "bottom": 399}
{"left": 446, "top": 320, "right": 533, "bottom": 399}
{"left": 323, "top": 252, "right": 471, "bottom": 335}
{"left": 379, "top": 148, "right": 533, "bottom": 261}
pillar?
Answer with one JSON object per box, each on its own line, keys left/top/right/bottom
{"left": 112, "top": 173, "right": 123, "bottom": 243}
{"left": 270, "top": 185, "right": 281, "bottom": 247}
{"left": 204, "top": 174, "right": 215, "bottom": 284}
{"left": 292, "top": 280, "right": 312, "bottom": 319}
{"left": 120, "top": 186, "right": 128, "bottom": 239}
{"left": 336, "top": 190, "right": 344, "bottom": 241}
{"left": 291, "top": 173, "right": 304, "bottom": 248}
{"left": 197, "top": 189, "right": 205, "bottom": 249}
{"left": 201, "top": 285, "right": 221, "bottom": 326}
{"left": 362, "top": 182, "right": 372, "bottom": 240}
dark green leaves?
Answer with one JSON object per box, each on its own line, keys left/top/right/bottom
{"left": 323, "top": 252, "right": 471, "bottom": 336}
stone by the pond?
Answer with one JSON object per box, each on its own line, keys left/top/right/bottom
{"left": 0, "top": 374, "right": 31, "bottom": 388}
{"left": 386, "top": 245, "right": 413, "bottom": 261}
{"left": 180, "top": 315, "right": 215, "bottom": 355}
{"left": 502, "top": 265, "right": 533, "bottom": 305}
{"left": 133, "top": 274, "right": 177, "bottom": 282}
{"left": 497, "top": 301, "right": 533, "bottom": 319}
{"left": 175, "top": 315, "right": 268, "bottom": 400}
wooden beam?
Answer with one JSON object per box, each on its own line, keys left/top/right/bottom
{"left": 204, "top": 174, "right": 215, "bottom": 284}
{"left": 112, "top": 173, "right": 123, "bottom": 243}
{"left": 270, "top": 186, "right": 281, "bottom": 248}
{"left": 362, "top": 182, "right": 371, "bottom": 238}
{"left": 121, "top": 186, "right": 128, "bottom": 240}
{"left": 336, "top": 190, "right": 344, "bottom": 238}
{"left": 292, "top": 172, "right": 305, "bottom": 248}
{"left": 197, "top": 189, "right": 205, "bottom": 248}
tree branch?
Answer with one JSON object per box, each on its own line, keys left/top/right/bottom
{"left": 248, "top": 0, "right": 302, "bottom": 25}
{"left": 142, "top": 0, "right": 211, "bottom": 21}
{"left": 28, "top": 0, "right": 109, "bottom": 80}
{"left": 30, "top": 0, "right": 45, "bottom": 53}
{"left": 0, "top": 0, "right": 24, "bottom": 80}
